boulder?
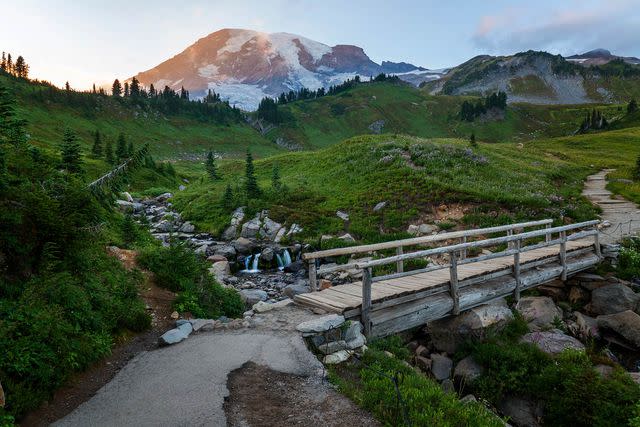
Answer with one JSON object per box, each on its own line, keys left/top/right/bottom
{"left": 287, "top": 223, "right": 303, "bottom": 236}
{"left": 232, "top": 237, "right": 255, "bottom": 255}
{"left": 283, "top": 283, "right": 310, "bottom": 298}
{"left": 261, "top": 247, "right": 275, "bottom": 262}
{"left": 159, "top": 326, "right": 190, "bottom": 346}
{"left": 427, "top": 300, "right": 513, "bottom": 353}
{"left": 574, "top": 312, "right": 600, "bottom": 339}
{"left": 155, "top": 220, "right": 174, "bottom": 233}
{"left": 497, "top": 396, "right": 543, "bottom": 427}
{"left": 252, "top": 301, "right": 274, "bottom": 313}
{"left": 241, "top": 218, "right": 261, "bottom": 239}
{"left": 521, "top": 330, "right": 585, "bottom": 355}
{"left": 274, "top": 227, "right": 287, "bottom": 243}
{"left": 629, "top": 372, "right": 640, "bottom": 385}
{"left": 221, "top": 225, "right": 238, "bottom": 241}
{"left": 230, "top": 207, "right": 245, "bottom": 226}
{"left": 343, "top": 321, "right": 366, "bottom": 349}
{"left": 454, "top": 356, "right": 483, "bottom": 385}
{"left": 122, "top": 191, "right": 134, "bottom": 202}
{"left": 416, "top": 356, "right": 432, "bottom": 371}
{"left": 589, "top": 284, "right": 640, "bottom": 315}
{"left": 211, "top": 244, "right": 236, "bottom": 259}
{"left": 296, "top": 314, "right": 345, "bottom": 334}
{"left": 284, "top": 260, "right": 304, "bottom": 273}
{"left": 155, "top": 192, "right": 173, "bottom": 203}
{"left": 597, "top": 310, "right": 640, "bottom": 349}
{"left": 430, "top": 354, "right": 453, "bottom": 381}
{"left": 515, "top": 296, "right": 562, "bottom": 331}
{"left": 190, "top": 319, "right": 215, "bottom": 332}
{"left": 318, "top": 340, "right": 348, "bottom": 355}
{"left": 407, "top": 224, "right": 420, "bottom": 235}
{"left": 338, "top": 233, "right": 356, "bottom": 243}
{"left": 261, "top": 218, "right": 283, "bottom": 240}
{"left": 373, "top": 201, "right": 387, "bottom": 212}
{"left": 207, "top": 254, "right": 227, "bottom": 263}
{"left": 178, "top": 222, "right": 195, "bottom": 233}
{"left": 239, "top": 289, "right": 268, "bottom": 305}
{"left": 568, "top": 286, "right": 589, "bottom": 305}
{"left": 209, "top": 261, "right": 231, "bottom": 283}
{"left": 418, "top": 224, "right": 439, "bottom": 235}
{"left": 336, "top": 210, "right": 350, "bottom": 221}
{"left": 323, "top": 350, "right": 352, "bottom": 364}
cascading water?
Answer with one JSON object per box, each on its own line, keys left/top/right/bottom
{"left": 276, "top": 253, "right": 284, "bottom": 271}
{"left": 282, "top": 249, "right": 292, "bottom": 267}
{"left": 241, "top": 253, "right": 261, "bottom": 273}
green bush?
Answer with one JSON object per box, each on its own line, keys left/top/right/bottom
{"left": 618, "top": 238, "right": 640, "bottom": 280}
{"left": 137, "top": 243, "right": 243, "bottom": 318}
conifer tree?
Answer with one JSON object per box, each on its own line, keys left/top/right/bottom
{"left": 14, "top": 56, "right": 28, "bottom": 78}
{"left": 60, "top": 128, "right": 82, "bottom": 173}
{"left": 271, "top": 163, "right": 282, "bottom": 191}
{"left": 0, "top": 52, "right": 5, "bottom": 72}
{"left": 470, "top": 132, "right": 477, "bottom": 147}
{"left": 123, "top": 82, "right": 129, "bottom": 97}
{"left": 112, "top": 79, "right": 122, "bottom": 97}
{"left": 244, "top": 149, "right": 261, "bottom": 198}
{"left": 91, "top": 129, "right": 102, "bottom": 157}
{"left": 65, "top": 81, "right": 71, "bottom": 91}
{"left": 6, "top": 54, "right": 12, "bottom": 74}
{"left": 129, "top": 77, "right": 140, "bottom": 98}
{"left": 105, "top": 140, "right": 114, "bottom": 164}
{"left": 221, "top": 183, "right": 234, "bottom": 211}
{"left": 205, "top": 150, "right": 220, "bottom": 180}
{"left": 127, "top": 141, "right": 134, "bottom": 157}
{"left": 115, "top": 133, "right": 127, "bottom": 161}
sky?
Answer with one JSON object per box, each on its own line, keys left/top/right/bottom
{"left": 2, "top": 0, "right": 639, "bottom": 89}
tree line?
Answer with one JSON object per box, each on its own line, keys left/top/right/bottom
{"left": 459, "top": 91, "right": 508, "bottom": 122}
{"left": 1, "top": 52, "right": 29, "bottom": 79}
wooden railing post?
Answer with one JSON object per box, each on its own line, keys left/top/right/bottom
{"left": 513, "top": 239, "right": 522, "bottom": 301}
{"left": 449, "top": 252, "right": 460, "bottom": 315}
{"left": 545, "top": 223, "right": 552, "bottom": 243}
{"left": 308, "top": 259, "right": 317, "bottom": 291}
{"left": 506, "top": 229, "right": 513, "bottom": 249}
{"left": 396, "top": 246, "right": 404, "bottom": 273}
{"left": 460, "top": 236, "right": 467, "bottom": 259}
{"left": 362, "top": 267, "right": 373, "bottom": 337}
{"left": 559, "top": 230, "right": 567, "bottom": 281}
{"left": 594, "top": 226, "right": 602, "bottom": 259}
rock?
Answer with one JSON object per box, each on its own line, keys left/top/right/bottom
{"left": 323, "top": 350, "right": 352, "bottom": 364}
{"left": 175, "top": 319, "right": 191, "bottom": 327}
{"left": 178, "top": 185, "right": 186, "bottom": 191}
{"left": 296, "top": 314, "right": 345, "bottom": 334}
{"left": 155, "top": 192, "right": 173, "bottom": 203}
{"left": 209, "top": 261, "right": 231, "bottom": 283}
{"left": 407, "top": 224, "right": 420, "bottom": 235}
{"left": 515, "top": 296, "right": 562, "bottom": 331}
{"left": 597, "top": 310, "right": 640, "bottom": 349}
{"left": 122, "top": 191, "right": 134, "bottom": 202}
{"left": 338, "top": 233, "right": 356, "bottom": 243}
{"left": 373, "top": 201, "right": 387, "bottom": 212}
{"left": 418, "top": 224, "right": 439, "bottom": 235}
{"left": 239, "top": 289, "right": 268, "bottom": 305}
{"left": 569, "top": 286, "right": 590, "bottom": 305}
{"left": 629, "top": 372, "right": 640, "bottom": 384}
{"left": 497, "top": 396, "right": 542, "bottom": 427}
{"left": 427, "top": 300, "right": 513, "bottom": 353}
{"left": 318, "top": 340, "right": 348, "bottom": 355}
{"left": 430, "top": 354, "right": 453, "bottom": 381}
{"left": 178, "top": 322, "right": 193, "bottom": 335}
{"left": 261, "top": 247, "right": 275, "bottom": 262}
{"left": 283, "top": 283, "right": 310, "bottom": 298}
{"left": 190, "top": 319, "right": 215, "bottom": 332}
{"left": 230, "top": 207, "right": 245, "bottom": 225}
{"left": 319, "top": 279, "right": 333, "bottom": 290}
{"left": 261, "top": 217, "right": 283, "bottom": 240}
{"left": 252, "top": 301, "right": 275, "bottom": 313}
{"left": 178, "top": 222, "right": 195, "bottom": 233}
{"left": 155, "top": 220, "right": 174, "bottom": 233}
{"left": 574, "top": 312, "right": 600, "bottom": 338}
{"left": 287, "top": 223, "right": 303, "bottom": 236}
{"left": 232, "top": 237, "right": 254, "bottom": 255}
{"left": 415, "top": 356, "right": 432, "bottom": 371}
{"left": 415, "top": 344, "right": 430, "bottom": 357}
{"left": 343, "top": 321, "right": 366, "bottom": 349}
{"left": 336, "top": 210, "right": 350, "bottom": 221}
{"left": 212, "top": 244, "right": 236, "bottom": 259}
{"left": 460, "top": 394, "right": 477, "bottom": 404}
{"left": 589, "top": 284, "right": 640, "bottom": 315}
{"left": 207, "top": 254, "right": 227, "bottom": 263}
{"left": 159, "top": 327, "right": 189, "bottom": 345}
{"left": 537, "top": 285, "right": 566, "bottom": 301}
{"left": 454, "top": 356, "right": 483, "bottom": 384}
{"left": 521, "top": 330, "right": 585, "bottom": 355}
{"left": 346, "top": 333, "right": 366, "bottom": 350}
{"left": 320, "top": 234, "right": 335, "bottom": 243}
{"left": 441, "top": 379, "right": 455, "bottom": 393}
{"left": 284, "top": 260, "right": 304, "bottom": 273}
{"left": 170, "top": 311, "right": 179, "bottom": 320}
{"left": 274, "top": 227, "right": 287, "bottom": 243}
{"left": 221, "top": 225, "right": 238, "bottom": 241}
{"left": 241, "top": 218, "right": 261, "bottom": 239}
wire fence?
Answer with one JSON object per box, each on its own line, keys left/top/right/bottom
{"left": 598, "top": 219, "right": 640, "bottom": 240}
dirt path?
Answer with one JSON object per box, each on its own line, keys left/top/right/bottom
{"left": 583, "top": 169, "right": 640, "bottom": 244}
{"left": 21, "top": 249, "right": 176, "bottom": 427}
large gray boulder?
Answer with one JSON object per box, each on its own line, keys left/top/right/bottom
{"left": 239, "top": 289, "right": 268, "bottom": 305}
{"left": 209, "top": 261, "right": 231, "bottom": 284}
{"left": 296, "top": 314, "right": 345, "bottom": 334}
{"left": 454, "top": 356, "right": 483, "bottom": 385}
{"left": 283, "top": 283, "right": 310, "bottom": 298}
{"left": 212, "top": 244, "right": 236, "bottom": 259}
{"left": 589, "top": 284, "right": 640, "bottom": 316}
{"left": 232, "top": 237, "right": 255, "bottom": 255}
{"left": 426, "top": 300, "right": 513, "bottom": 353}
{"left": 574, "top": 311, "right": 600, "bottom": 339}
{"left": 515, "top": 296, "right": 562, "bottom": 331}
{"left": 158, "top": 322, "right": 193, "bottom": 346}
{"left": 241, "top": 218, "right": 261, "bottom": 239}
{"left": 430, "top": 354, "right": 453, "bottom": 381}
{"left": 260, "top": 217, "right": 283, "bottom": 240}
{"left": 521, "top": 330, "right": 585, "bottom": 355}
{"left": 221, "top": 225, "right": 238, "bottom": 241}
{"left": 597, "top": 310, "right": 640, "bottom": 349}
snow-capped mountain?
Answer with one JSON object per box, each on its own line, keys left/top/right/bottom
{"left": 566, "top": 48, "right": 640, "bottom": 66}
{"left": 132, "top": 28, "right": 439, "bottom": 110}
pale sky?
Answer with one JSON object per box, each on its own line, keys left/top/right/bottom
{"left": 2, "top": 0, "right": 639, "bottom": 89}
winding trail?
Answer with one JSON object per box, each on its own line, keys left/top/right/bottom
{"left": 583, "top": 169, "right": 640, "bottom": 244}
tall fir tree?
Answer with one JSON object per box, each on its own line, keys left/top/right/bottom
{"left": 115, "top": 133, "right": 127, "bottom": 161}
{"left": 129, "top": 77, "right": 140, "bottom": 98}
{"left": 105, "top": 140, "right": 114, "bottom": 164}
{"left": 127, "top": 141, "right": 134, "bottom": 157}
{"left": 91, "top": 129, "right": 103, "bottom": 157}
{"left": 112, "top": 79, "right": 122, "bottom": 97}
{"left": 60, "top": 128, "right": 83, "bottom": 173}
{"left": 221, "top": 183, "right": 234, "bottom": 211}
{"left": 205, "top": 150, "right": 220, "bottom": 180}
{"left": 123, "top": 82, "right": 129, "bottom": 97}
{"left": 244, "top": 149, "right": 261, "bottom": 198}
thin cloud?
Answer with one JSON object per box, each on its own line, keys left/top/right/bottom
{"left": 473, "top": 1, "right": 640, "bottom": 57}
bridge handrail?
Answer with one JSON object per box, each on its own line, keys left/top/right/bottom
{"left": 356, "top": 219, "right": 601, "bottom": 336}
{"left": 302, "top": 219, "right": 553, "bottom": 260}
{"left": 355, "top": 220, "right": 600, "bottom": 269}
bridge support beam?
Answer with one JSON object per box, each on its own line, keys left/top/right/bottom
{"left": 449, "top": 253, "right": 460, "bottom": 315}
{"left": 513, "top": 239, "right": 521, "bottom": 301}
{"left": 362, "top": 267, "right": 373, "bottom": 337}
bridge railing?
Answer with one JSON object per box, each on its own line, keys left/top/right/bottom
{"left": 354, "top": 220, "right": 601, "bottom": 336}
{"left": 302, "top": 219, "right": 554, "bottom": 291}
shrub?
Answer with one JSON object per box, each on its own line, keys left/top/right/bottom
{"left": 618, "top": 238, "right": 640, "bottom": 280}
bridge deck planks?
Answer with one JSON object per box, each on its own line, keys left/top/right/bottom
{"left": 295, "top": 239, "right": 595, "bottom": 313}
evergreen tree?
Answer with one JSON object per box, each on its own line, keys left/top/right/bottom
{"left": 14, "top": 56, "right": 28, "bottom": 78}
{"left": 123, "top": 82, "right": 129, "bottom": 97}
{"left": 65, "top": 81, "right": 71, "bottom": 91}
{"left": 205, "top": 150, "right": 220, "bottom": 180}
{"left": 0, "top": 52, "right": 5, "bottom": 72}
{"left": 6, "top": 53, "right": 12, "bottom": 74}
{"left": 271, "top": 163, "right": 282, "bottom": 191}
{"left": 60, "top": 128, "right": 82, "bottom": 173}
{"left": 629, "top": 99, "right": 638, "bottom": 114}
{"left": 470, "top": 132, "right": 477, "bottom": 147}
{"left": 91, "top": 129, "right": 103, "bottom": 157}
{"left": 115, "top": 133, "right": 127, "bottom": 161}
{"left": 92, "top": 83, "right": 97, "bottom": 94}
{"left": 122, "top": 214, "right": 138, "bottom": 248}
{"left": 112, "top": 79, "right": 122, "bottom": 97}
{"left": 221, "top": 183, "right": 234, "bottom": 211}
{"left": 0, "top": 84, "right": 27, "bottom": 145}
{"left": 105, "top": 140, "right": 114, "bottom": 164}
{"left": 129, "top": 77, "right": 140, "bottom": 98}
{"left": 127, "top": 140, "right": 134, "bottom": 157}
{"left": 244, "top": 149, "right": 261, "bottom": 198}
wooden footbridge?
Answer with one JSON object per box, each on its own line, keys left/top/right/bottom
{"left": 295, "top": 220, "right": 603, "bottom": 338}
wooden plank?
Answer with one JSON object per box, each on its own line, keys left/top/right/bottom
{"left": 362, "top": 268, "right": 372, "bottom": 337}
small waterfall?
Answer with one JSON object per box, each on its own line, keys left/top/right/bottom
{"left": 282, "top": 249, "right": 292, "bottom": 267}
{"left": 241, "top": 253, "right": 261, "bottom": 273}
{"left": 251, "top": 253, "right": 261, "bottom": 271}
{"left": 244, "top": 256, "right": 251, "bottom": 270}
{"left": 276, "top": 253, "right": 284, "bottom": 271}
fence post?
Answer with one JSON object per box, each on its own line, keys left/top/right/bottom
{"left": 449, "top": 252, "right": 460, "bottom": 315}
{"left": 396, "top": 246, "right": 404, "bottom": 273}
{"left": 362, "top": 267, "right": 373, "bottom": 337}
{"left": 513, "top": 239, "right": 522, "bottom": 301}
{"left": 545, "top": 223, "right": 552, "bottom": 243}
{"left": 594, "top": 226, "right": 602, "bottom": 259}
{"left": 308, "top": 259, "right": 317, "bottom": 291}
{"left": 506, "top": 229, "right": 513, "bottom": 250}
{"left": 461, "top": 236, "right": 467, "bottom": 259}
{"left": 560, "top": 230, "right": 567, "bottom": 281}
